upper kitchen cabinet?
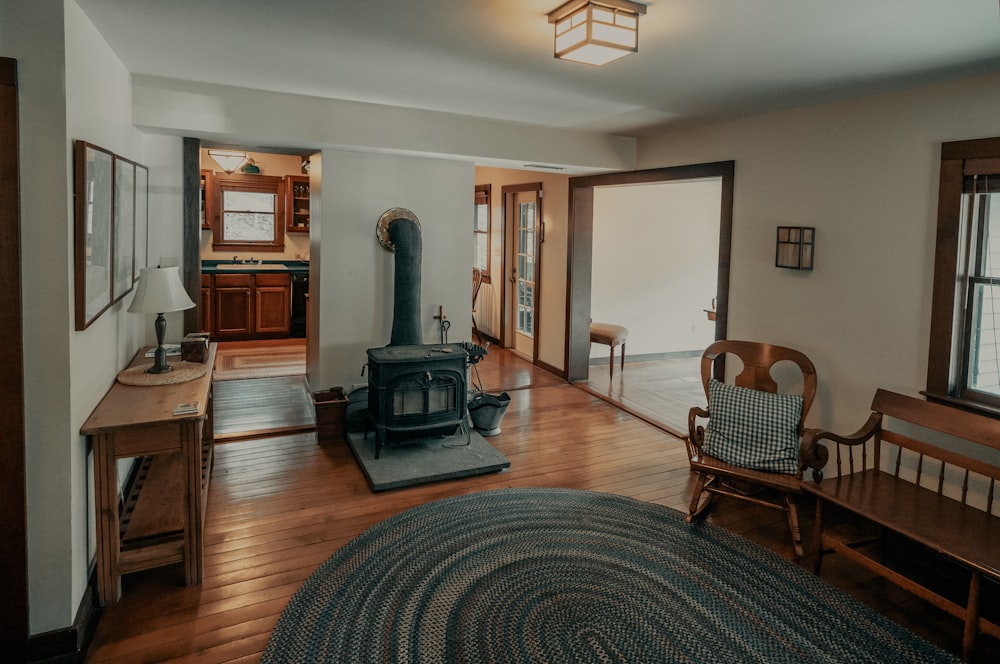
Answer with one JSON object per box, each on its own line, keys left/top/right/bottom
{"left": 285, "top": 175, "right": 310, "bottom": 233}
{"left": 200, "top": 169, "right": 214, "bottom": 230}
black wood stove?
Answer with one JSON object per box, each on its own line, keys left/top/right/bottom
{"left": 365, "top": 343, "right": 468, "bottom": 458}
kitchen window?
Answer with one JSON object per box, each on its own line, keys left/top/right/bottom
{"left": 212, "top": 174, "right": 285, "bottom": 251}
{"left": 927, "top": 136, "right": 1000, "bottom": 414}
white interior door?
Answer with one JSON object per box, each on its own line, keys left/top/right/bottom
{"left": 514, "top": 192, "right": 537, "bottom": 357}
{"left": 505, "top": 188, "right": 539, "bottom": 359}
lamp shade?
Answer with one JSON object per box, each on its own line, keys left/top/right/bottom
{"left": 128, "top": 266, "right": 196, "bottom": 314}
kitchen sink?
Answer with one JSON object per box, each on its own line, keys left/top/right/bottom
{"left": 216, "top": 263, "right": 288, "bottom": 270}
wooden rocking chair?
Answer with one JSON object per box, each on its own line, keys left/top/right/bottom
{"left": 685, "top": 340, "right": 825, "bottom": 558}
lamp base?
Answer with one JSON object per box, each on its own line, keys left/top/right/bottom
{"left": 146, "top": 345, "right": 174, "bottom": 374}
{"left": 146, "top": 314, "right": 173, "bottom": 373}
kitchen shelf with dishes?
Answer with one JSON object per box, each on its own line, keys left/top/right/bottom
{"left": 285, "top": 175, "right": 310, "bottom": 233}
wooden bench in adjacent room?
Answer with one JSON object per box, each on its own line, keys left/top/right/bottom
{"left": 801, "top": 389, "right": 1000, "bottom": 660}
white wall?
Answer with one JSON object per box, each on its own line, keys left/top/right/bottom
{"left": 636, "top": 72, "right": 1000, "bottom": 431}
{"left": 131, "top": 76, "right": 636, "bottom": 174}
{"left": 591, "top": 179, "right": 720, "bottom": 359}
{"left": 310, "top": 150, "right": 474, "bottom": 394}
{"left": 474, "top": 167, "right": 569, "bottom": 372}
{"left": 3, "top": 0, "right": 148, "bottom": 634}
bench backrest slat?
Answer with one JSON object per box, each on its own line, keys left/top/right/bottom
{"left": 880, "top": 429, "right": 1000, "bottom": 483}
{"left": 872, "top": 389, "right": 1000, "bottom": 453}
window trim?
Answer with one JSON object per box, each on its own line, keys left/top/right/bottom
{"left": 926, "top": 136, "right": 1000, "bottom": 415}
{"left": 474, "top": 184, "right": 492, "bottom": 282}
{"left": 211, "top": 173, "right": 285, "bottom": 251}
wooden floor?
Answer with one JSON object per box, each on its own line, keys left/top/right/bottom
{"left": 84, "top": 347, "right": 997, "bottom": 662}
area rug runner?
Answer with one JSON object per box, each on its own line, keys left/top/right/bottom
{"left": 213, "top": 342, "right": 305, "bottom": 381}
{"left": 262, "top": 488, "right": 958, "bottom": 664}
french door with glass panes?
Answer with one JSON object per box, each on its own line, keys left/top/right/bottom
{"left": 503, "top": 183, "right": 542, "bottom": 361}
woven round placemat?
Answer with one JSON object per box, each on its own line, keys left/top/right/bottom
{"left": 117, "top": 361, "right": 208, "bottom": 386}
{"left": 262, "top": 487, "right": 958, "bottom": 664}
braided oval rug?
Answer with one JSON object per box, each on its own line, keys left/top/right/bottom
{"left": 262, "top": 488, "right": 958, "bottom": 664}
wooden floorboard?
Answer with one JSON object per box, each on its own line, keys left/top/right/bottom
{"left": 84, "top": 346, "right": 999, "bottom": 663}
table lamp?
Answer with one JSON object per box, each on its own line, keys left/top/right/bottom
{"left": 128, "top": 266, "right": 196, "bottom": 374}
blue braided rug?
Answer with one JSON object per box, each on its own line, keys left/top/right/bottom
{"left": 262, "top": 488, "right": 958, "bottom": 663}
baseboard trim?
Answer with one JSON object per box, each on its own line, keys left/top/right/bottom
{"left": 535, "top": 358, "right": 565, "bottom": 379}
{"left": 588, "top": 349, "right": 701, "bottom": 366}
{"left": 28, "top": 572, "right": 101, "bottom": 663}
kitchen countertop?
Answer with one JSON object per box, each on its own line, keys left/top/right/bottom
{"left": 202, "top": 260, "right": 309, "bottom": 275}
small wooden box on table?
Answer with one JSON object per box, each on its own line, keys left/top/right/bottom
{"left": 82, "top": 344, "right": 217, "bottom": 606}
{"left": 802, "top": 389, "right": 1000, "bottom": 660}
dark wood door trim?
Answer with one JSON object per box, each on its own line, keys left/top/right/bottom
{"left": 0, "top": 55, "right": 29, "bottom": 660}
{"left": 183, "top": 137, "right": 201, "bottom": 334}
{"left": 565, "top": 161, "right": 735, "bottom": 381}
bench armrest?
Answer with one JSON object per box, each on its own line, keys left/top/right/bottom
{"left": 801, "top": 412, "right": 882, "bottom": 482}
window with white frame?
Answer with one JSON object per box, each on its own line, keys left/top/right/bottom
{"left": 212, "top": 174, "right": 285, "bottom": 251}
{"left": 927, "top": 137, "right": 1000, "bottom": 412}
{"left": 474, "top": 184, "right": 491, "bottom": 280}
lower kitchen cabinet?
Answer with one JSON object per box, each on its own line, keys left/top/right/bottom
{"left": 254, "top": 273, "right": 291, "bottom": 336}
{"left": 209, "top": 272, "right": 290, "bottom": 340}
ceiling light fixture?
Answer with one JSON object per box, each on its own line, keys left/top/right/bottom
{"left": 207, "top": 149, "right": 249, "bottom": 174}
{"left": 547, "top": 0, "right": 647, "bottom": 66}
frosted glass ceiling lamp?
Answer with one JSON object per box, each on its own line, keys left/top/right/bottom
{"left": 128, "top": 266, "right": 196, "bottom": 374}
{"left": 208, "top": 149, "right": 249, "bottom": 174}
{"left": 548, "top": 0, "right": 647, "bottom": 66}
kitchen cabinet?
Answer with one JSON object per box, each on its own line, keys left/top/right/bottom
{"left": 285, "top": 175, "right": 310, "bottom": 233}
{"left": 254, "top": 272, "right": 291, "bottom": 336}
{"left": 213, "top": 273, "right": 252, "bottom": 338}
{"left": 210, "top": 272, "right": 291, "bottom": 340}
{"left": 200, "top": 170, "right": 214, "bottom": 230}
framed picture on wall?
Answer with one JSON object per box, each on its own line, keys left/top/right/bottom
{"left": 112, "top": 156, "right": 136, "bottom": 302}
{"left": 134, "top": 163, "right": 149, "bottom": 277}
{"left": 74, "top": 141, "right": 114, "bottom": 330}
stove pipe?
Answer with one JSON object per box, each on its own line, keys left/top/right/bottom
{"left": 387, "top": 217, "right": 422, "bottom": 346}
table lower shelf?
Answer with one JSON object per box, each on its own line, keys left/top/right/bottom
{"left": 117, "top": 440, "right": 214, "bottom": 575}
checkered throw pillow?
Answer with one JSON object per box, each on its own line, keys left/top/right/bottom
{"left": 702, "top": 378, "right": 803, "bottom": 474}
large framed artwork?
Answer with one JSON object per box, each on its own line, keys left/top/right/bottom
{"left": 112, "top": 156, "right": 135, "bottom": 302}
{"left": 74, "top": 141, "right": 114, "bottom": 330}
{"left": 134, "top": 163, "right": 149, "bottom": 277}
{"left": 74, "top": 141, "right": 150, "bottom": 329}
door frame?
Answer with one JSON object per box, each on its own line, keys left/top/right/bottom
{"left": 565, "top": 161, "right": 734, "bottom": 381}
{"left": 501, "top": 182, "right": 543, "bottom": 361}
{"left": 0, "top": 56, "right": 28, "bottom": 658}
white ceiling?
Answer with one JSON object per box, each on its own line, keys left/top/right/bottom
{"left": 76, "top": 0, "right": 1000, "bottom": 136}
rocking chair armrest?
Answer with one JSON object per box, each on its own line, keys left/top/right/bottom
{"left": 798, "top": 429, "right": 829, "bottom": 481}
{"left": 800, "top": 412, "right": 882, "bottom": 482}
{"left": 687, "top": 405, "right": 709, "bottom": 458}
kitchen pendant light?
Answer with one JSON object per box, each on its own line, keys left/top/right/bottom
{"left": 208, "top": 149, "right": 249, "bottom": 174}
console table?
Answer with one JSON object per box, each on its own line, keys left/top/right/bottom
{"left": 82, "top": 344, "right": 216, "bottom": 605}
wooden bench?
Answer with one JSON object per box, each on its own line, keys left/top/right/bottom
{"left": 801, "top": 389, "right": 1000, "bottom": 660}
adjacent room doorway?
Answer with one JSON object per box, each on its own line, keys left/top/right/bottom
{"left": 565, "top": 162, "right": 735, "bottom": 382}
